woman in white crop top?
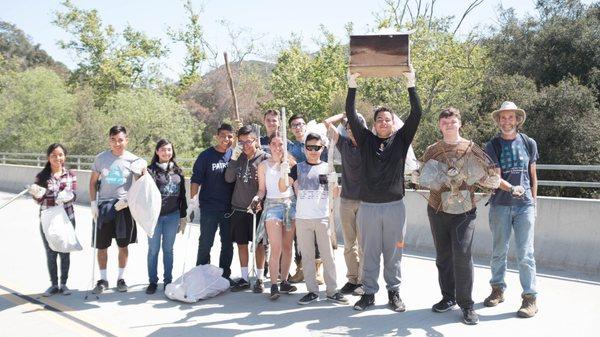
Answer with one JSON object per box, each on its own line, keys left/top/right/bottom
{"left": 255, "top": 131, "right": 297, "bottom": 299}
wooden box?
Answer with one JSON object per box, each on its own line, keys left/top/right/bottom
{"left": 349, "top": 33, "right": 411, "bottom": 77}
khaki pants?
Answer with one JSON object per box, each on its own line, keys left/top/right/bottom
{"left": 296, "top": 217, "right": 338, "bottom": 296}
{"left": 340, "top": 198, "right": 363, "bottom": 284}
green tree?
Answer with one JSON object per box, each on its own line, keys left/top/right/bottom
{"left": 0, "top": 67, "right": 76, "bottom": 152}
{"left": 53, "top": 0, "right": 168, "bottom": 106}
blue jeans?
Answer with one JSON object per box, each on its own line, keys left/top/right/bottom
{"left": 488, "top": 204, "right": 537, "bottom": 296}
{"left": 147, "top": 211, "right": 179, "bottom": 284}
{"left": 196, "top": 209, "right": 233, "bottom": 278}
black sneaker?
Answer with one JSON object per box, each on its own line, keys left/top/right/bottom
{"left": 145, "top": 283, "right": 158, "bottom": 294}
{"left": 116, "top": 279, "right": 128, "bottom": 292}
{"left": 353, "top": 294, "right": 375, "bottom": 311}
{"left": 340, "top": 282, "right": 359, "bottom": 295}
{"left": 270, "top": 284, "right": 280, "bottom": 300}
{"left": 231, "top": 279, "right": 250, "bottom": 292}
{"left": 298, "top": 292, "right": 319, "bottom": 305}
{"left": 92, "top": 280, "right": 108, "bottom": 295}
{"left": 432, "top": 298, "right": 457, "bottom": 312}
{"left": 388, "top": 290, "right": 406, "bottom": 312}
{"left": 462, "top": 308, "right": 479, "bottom": 325}
{"left": 253, "top": 279, "right": 264, "bottom": 293}
{"left": 279, "top": 281, "right": 297, "bottom": 294}
{"left": 327, "top": 292, "right": 349, "bottom": 304}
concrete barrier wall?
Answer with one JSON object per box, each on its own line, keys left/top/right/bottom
{"left": 1, "top": 164, "right": 599, "bottom": 275}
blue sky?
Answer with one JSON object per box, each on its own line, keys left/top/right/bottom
{"left": 0, "top": 0, "right": 588, "bottom": 79}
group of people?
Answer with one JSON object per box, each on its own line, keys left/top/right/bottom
{"left": 28, "top": 65, "right": 539, "bottom": 326}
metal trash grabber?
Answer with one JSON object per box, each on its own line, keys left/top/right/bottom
{"left": 0, "top": 188, "right": 29, "bottom": 210}
{"left": 248, "top": 209, "right": 258, "bottom": 280}
{"left": 84, "top": 218, "right": 99, "bottom": 300}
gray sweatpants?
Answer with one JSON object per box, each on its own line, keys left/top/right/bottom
{"left": 358, "top": 199, "right": 407, "bottom": 295}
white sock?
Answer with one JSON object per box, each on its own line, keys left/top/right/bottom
{"left": 100, "top": 269, "right": 107, "bottom": 281}
{"left": 118, "top": 268, "right": 125, "bottom": 280}
{"left": 256, "top": 269, "right": 264, "bottom": 281}
{"left": 241, "top": 267, "right": 249, "bottom": 281}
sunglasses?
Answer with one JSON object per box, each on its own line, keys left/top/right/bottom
{"left": 305, "top": 145, "right": 323, "bottom": 151}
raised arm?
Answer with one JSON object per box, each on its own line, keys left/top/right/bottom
{"left": 323, "top": 113, "right": 345, "bottom": 144}
{"left": 396, "top": 66, "right": 423, "bottom": 147}
{"left": 346, "top": 72, "right": 370, "bottom": 145}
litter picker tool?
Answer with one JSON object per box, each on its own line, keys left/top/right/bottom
{"left": 223, "top": 52, "right": 240, "bottom": 121}
{"left": 0, "top": 188, "right": 28, "bottom": 210}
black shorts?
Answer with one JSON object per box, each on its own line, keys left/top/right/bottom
{"left": 230, "top": 210, "right": 262, "bottom": 245}
{"left": 92, "top": 208, "right": 137, "bottom": 249}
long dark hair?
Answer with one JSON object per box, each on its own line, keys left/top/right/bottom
{"left": 150, "top": 139, "right": 182, "bottom": 175}
{"left": 36, "top": 143, "right": 67, "bottom": 188}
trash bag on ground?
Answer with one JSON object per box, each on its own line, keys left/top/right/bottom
{"left": 127, "top": 174, "right": 161, "bottom": 238}
{"left": 165, "top": 264, "right": 230, "bottom": 303}
{"left": 40, "top": 206, "right": 82, "bottom": 253}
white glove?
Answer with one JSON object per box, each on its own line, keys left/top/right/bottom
{"left": 28, "top": 184, "right": 47, "bottom": 199}
{"left": 187, "top": 194, "right": 199, "bottom": 222}
{"left": 56, "top": 190, "right": 74, "bottom": 205}
{"left": 280, "top": 161, "right": 290, "bottom": 175}
{"left": 91, "top": 201, "right": 99, "bottom": 222}
{"left": 231, "top": 143, "right": 243, "bottom": 161}
{"left": 130, "top": 159, "right": 148, "bottom": 175}
{"left": 411, "top": 170, "right": 420, "bottom": 185}
{"left": 178, "top": 218, "right": 187, "bottom": 234}
{"left": 114, "top": 199, "right": 128, "bottom": 211}
{"left": 481, "top": 175, "right": 501, "bottom": 189}
{"left": 510, "top": 185, "right": 525, "bottom": 197}
{"left": 347, "top": 70, "right": 359, "bottom": 88}
{"left": 403, "top": 65, "right": 416, "bottom": 88}
{"left": 248, "top": 195, "right": 262, "bottom": 213}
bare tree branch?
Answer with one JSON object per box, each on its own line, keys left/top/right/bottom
{"left": 453, "top": 0, "right": 485, "bottom": 35}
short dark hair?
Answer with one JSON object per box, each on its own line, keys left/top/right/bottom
{"left": 438, "top": 107, "right": 462, "bottom": 121}
{"left": 288, "top": 114, "right": 305, "bottom": 126}
{"left": 217, "top": 123, "right": 233, "bottom": 133}
{"left": 237, "top": 125, "right": 256, "bottom": 137}
{"left": 109, "top": 125, "right": 127, "bottom": 136}
{"left": 373, "top": 106, "right": 392, "bottom": 121}
{"left": 305, "top": 132, "right": 322, "bottom": 144}
{"left": 264, "top": 109, "right": 279, "bottom": 118}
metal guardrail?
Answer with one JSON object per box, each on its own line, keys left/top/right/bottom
{"left": 1, "top": 152, "right": 599, "bottom": 188}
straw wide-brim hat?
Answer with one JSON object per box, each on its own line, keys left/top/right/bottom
{"left": 491, "top": 101, "right": 526, "bottom": 126}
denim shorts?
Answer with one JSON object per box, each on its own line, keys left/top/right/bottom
{"left": 263, "top": 200, "right": 296, "bottom": 222}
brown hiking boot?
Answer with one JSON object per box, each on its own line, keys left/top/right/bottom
{"left": 288, "top": 261, "right": 304, "bottom": 283}
{"left": 315, "top": 259, "right": 324, "bottom": 285}
{"left": 484, "top": 285, "right": 505, "bottom": 307}
{"left": 517, "top": 294, "right": 538, "bottom": 318}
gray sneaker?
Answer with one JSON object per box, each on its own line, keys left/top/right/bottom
{"left": 43, "top": 285, "right": 59, "bottom": 297}
{"left": 59, "top": 284, "right": 72, "bottom": 296}
{"left": 92, "top": 280, "right": 108, "bottom": 295}
{"left": 327, "top": 292, "right": 349, "bottom": 305}
{"left": 116, "top": 279, "right": 128, "bottom": 292}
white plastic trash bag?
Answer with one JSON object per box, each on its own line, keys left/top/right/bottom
{"left": 165, "top": 264, "right": 230, "bottom": 303}
{"left": 127, "top": 174, "right": 161, "bottom": 238}
{"left": 40, "top": 206, "right": 82, "bottom": 253}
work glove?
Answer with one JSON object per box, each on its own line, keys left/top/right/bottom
{"left": 248, "top": 195, "right": 262, "bottom": 213}
{"left": 56, "top": 190, "right": 74, "bottom": 205}
{"left": 114, "top": 199, "right": 128, "bottom": 211}
{"left": 178, "top": 218, "right": 187, "bottom": 234}
{"left": 233, "top": 118, "right": 244, "bottom": 131}
{"left": 280, "top": 161, "right": 290, "bottom": 175}
{"left": 187, "top": 194, "right": 199, "bottom": 222}
{"left": 130, "top": 159, "right": 148, "bottom": 175}
{"left": 347, "top": 70, "right": 359, "bottom": 88}
{"left": 403, "top": 64, "right": 416, "bottom": 88}
{"left": 510, "top": 185, "right": 525, "bottom": 197}
{"left": 27, "top": 184, "right": 47, "bottom": 199}
{"left": 91, "top": 201, "right": 99, "bottom": 222}
{"left": 231, "top": 143, "right": 243, "bottom": 161}
{"left": 411, "top": 170, "right": 421, "bottom": 185}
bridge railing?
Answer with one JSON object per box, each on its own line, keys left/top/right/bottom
{"left": 1, "top": 152, "right": 599, "bottom": 189}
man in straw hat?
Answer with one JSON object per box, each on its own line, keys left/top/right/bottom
{"left": 483, "top": 101, "right": 539, "bottom": 318}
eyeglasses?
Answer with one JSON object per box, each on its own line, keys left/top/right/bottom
{"left": 305, "top": 145, "right": 323, "bottom": 151}
{"left": 291, "top": 122, "right": 306, "bottom": 128}
{"left": 239, "top": 139, "right": 255, "bottom": 145}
